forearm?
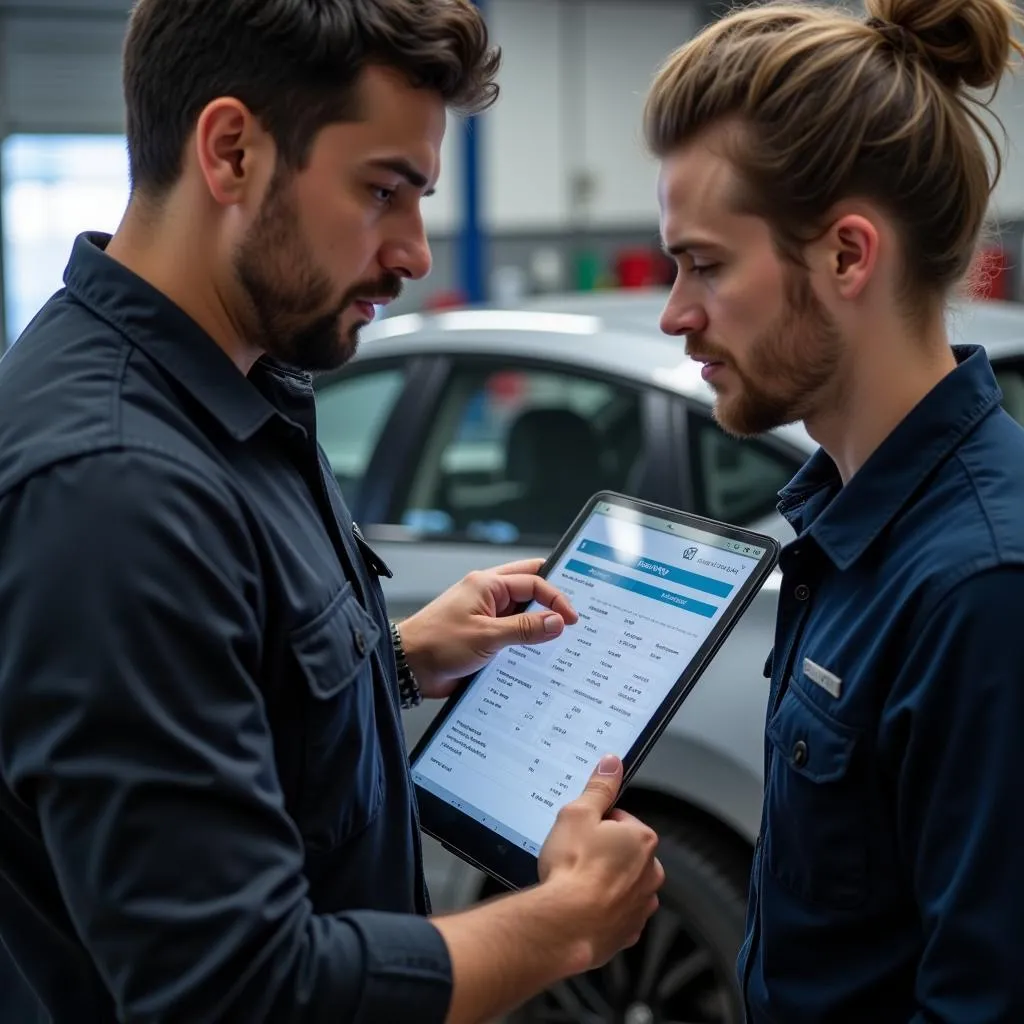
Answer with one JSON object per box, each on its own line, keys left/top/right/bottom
{"left": 432, "top": 883, "right": 589, "bottom": 1024}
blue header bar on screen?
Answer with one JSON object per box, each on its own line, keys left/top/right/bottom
{"left": 564, "top": 560, "right": 719, "bottom": 618}
{"left": 576, "top": 539, "right": 735, "bottom": 599}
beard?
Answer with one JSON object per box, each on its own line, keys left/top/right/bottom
{"left": 233, "top": 167, "right": 402, "bottom": 373}
{"left": 691, "top": 267, "right": 844, "bottom": 437}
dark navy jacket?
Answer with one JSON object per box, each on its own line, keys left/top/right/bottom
{"left": 0, "top": 233, "right": 452, "bottom": 1022}
{"left": 739, "top": 345, "right": 1024, "bottom": 1022}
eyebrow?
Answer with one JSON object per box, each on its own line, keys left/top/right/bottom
{"left": 661, "top": 237, "right": 722, "bottom": 257}
{"left": 367, "top": 157, "right": 436, "bottom": 197}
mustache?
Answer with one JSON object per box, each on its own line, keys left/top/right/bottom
{"left": 345, "top": 274, "right": 403, "bottom": 307}
{"left": 684, "top": 337, "right": 730, "bottom": 363}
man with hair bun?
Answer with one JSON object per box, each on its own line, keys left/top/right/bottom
{"left": 644, "top": 0, "right": 1024, "bottom": 1020}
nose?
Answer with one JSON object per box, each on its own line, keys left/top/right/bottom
{"left": 660, "top": 283, "right": 707, "bottom": 337}
{"left": 381, "top": 210, "right": 433, "bottom": 282}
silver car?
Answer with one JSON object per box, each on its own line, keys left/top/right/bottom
{"left": 313, "top": 290, "right": 1024, "bottom": 1024}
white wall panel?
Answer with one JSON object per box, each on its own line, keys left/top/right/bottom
{"left": 988, "top": 62, "right": 1024, "bottom": 220}
{"left": 483, "top": 0, "right": 568, "bottom": 230}
{"left": 425, "top": 113, "right": 459, "bottom": 233}
{"left": 577, "top": 1, "right": 699, "bottom": 227}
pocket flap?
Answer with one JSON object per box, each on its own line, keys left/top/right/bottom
{"left": 289, "top": 585, "right": 381, "bottom": 700}
{"left": 767, "top": 685, "right": 856, "bottom": 783}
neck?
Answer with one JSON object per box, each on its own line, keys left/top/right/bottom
{"left": 805, "top": 315, "right": 957, "bottom": 484}
{"left": 104, "top": 195, "right": 261, "bottom": 375}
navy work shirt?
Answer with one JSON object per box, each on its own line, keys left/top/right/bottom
{"left": 0, "top": 233, "right": 453, "bottom": 1023}
{"left": 739, "top": 345, "right": 1024, "bottom": 1022}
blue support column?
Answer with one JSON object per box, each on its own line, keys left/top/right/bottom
{"left": 459, "top": 0, "right": 486, "bottom": 305}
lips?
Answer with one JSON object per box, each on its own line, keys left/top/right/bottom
{"left": 351, "top": 299, "right": 392, "bottom": 322}
{"left": 688, "top": 352, "right": 727, "bottom": 382}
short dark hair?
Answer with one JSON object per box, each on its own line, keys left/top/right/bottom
{"left": 122, "top": 0, "right": 501, "bottom": 198}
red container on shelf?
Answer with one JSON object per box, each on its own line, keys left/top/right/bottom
{"left": 971, "top": 245, "right": 1011, "bottom": 301}
{"left": 615, "top": 247, "right": 659, "bottom": 289}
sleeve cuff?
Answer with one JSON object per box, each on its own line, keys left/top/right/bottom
{"left": 346, "top": 910, "right": 453, "bottom": 1023}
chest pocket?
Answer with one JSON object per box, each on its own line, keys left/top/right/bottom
{"left": 288, "top": 583, "right": 384, "bottom": 853}
{"left": 765, "top": 682, "right": 868, "bottom": 909}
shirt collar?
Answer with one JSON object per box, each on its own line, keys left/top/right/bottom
{"left": 778, "top": 344, "right": 1003, "bottom": 570}
{"left": 63, "top": 231, "right": 313, "bottom": 442}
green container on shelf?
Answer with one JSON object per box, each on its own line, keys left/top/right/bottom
{"left": 574, "top": 249, "right": 602, "bottom": 292}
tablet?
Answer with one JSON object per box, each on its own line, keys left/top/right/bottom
{"left": 409, "top": 490, "right": 780, "bottom": 890}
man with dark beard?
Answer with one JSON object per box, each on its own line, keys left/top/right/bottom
{"left": 644, "top": 0, "right": 1024, "bottom": 1021}
{"left": 0, "top": 3, "right": 663, "bottom": 1023}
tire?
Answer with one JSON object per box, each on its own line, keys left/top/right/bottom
{"left": 506, "top": 813, "right": 752, "bottom": 1024}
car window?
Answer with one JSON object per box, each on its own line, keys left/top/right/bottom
{"left": 395, "top": 365, "right": 646, "bottom": 544}
{"left": 994, "top": 357, "right": 1024, "bottom": 427}
{"left": 316, "top": 367, "right": 406, "bottom": 506}
{"left": 688, "top": 413, "right": 800, "bottom": 524}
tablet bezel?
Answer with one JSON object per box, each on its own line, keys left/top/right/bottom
{"left": 408, "top": 489, "right": 781, "bottom": 891}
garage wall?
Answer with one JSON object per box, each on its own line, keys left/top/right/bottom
{"left": 484, "top": 0, "right": 700, "bottom": 231}
{"left": 2, "top": 0, "right": 1022, "bottom": 225}
{"left": 0, "top": 0, "right": 703, "bottom": 233}
{"left": 1, "top": 0, "right": 1022, "bottom": 344}
{"left": 0, "top": 14, "right": 126, "bottom": 134}
{"left": 989, "top": 65, "right": 1024, "bottom": 221}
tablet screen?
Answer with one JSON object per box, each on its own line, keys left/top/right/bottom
{"left": 410, "top": 498, "right": 770, "bottom": 857}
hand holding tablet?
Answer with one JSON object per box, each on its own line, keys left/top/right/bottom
{"left": 395, "top": 557, "right": 581, "bottom": 701}
{"left": 432, "top": 749, "right": 665, "bottom": 1024}
{"left": 536, "top": 753, "right": 665, "bottom": 959}
{"left": 411, "top": 491, "right": 780, "bottom": 890}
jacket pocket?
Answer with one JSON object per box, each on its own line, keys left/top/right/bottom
{"left": 289, "top": 583, "right": 384, "bottom": 852}
{"left": 764, "top": 682, "right": 868, "bottom": 909}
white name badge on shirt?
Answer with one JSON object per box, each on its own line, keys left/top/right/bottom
{"left": 803, "top": 657, "right": 843, "bottom": 699}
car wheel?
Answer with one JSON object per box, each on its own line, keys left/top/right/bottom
{"left": 506, "top": 815, "right": 751, "bottom": 1024}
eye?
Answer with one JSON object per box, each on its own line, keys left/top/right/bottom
{"left": 369, "top": 184, "right": 396, "bottom": 205}
{"left": 690, "top": 262, "right": 719, "bottom": 277}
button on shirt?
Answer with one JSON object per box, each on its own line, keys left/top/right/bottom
{"left": 0, "top": 233, "right": 452, "bottom": 1023}
{"left": 739, "top": 345, "right": 1024, "bottom": 1022}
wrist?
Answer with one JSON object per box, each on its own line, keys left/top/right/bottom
{"left": 394, "top": 614, "right": 421, "bottom": 667}
{"left": 534, "top": 875, "right": 598, "bottom": 976}
{"left": 389, "top": 620, "right": 423, "bottom": 709}
{"left": 395, "top": 614, "right": 444, "bottom": 695}
{"left": 431, "top": 879, "right": 594, "bottom": 1024}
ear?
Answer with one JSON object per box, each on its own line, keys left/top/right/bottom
{"left": 818, "top": 213, "right": 879, "bottom": 301}
{"left": 192, "top": 97, "right": 274, "bottom": 207}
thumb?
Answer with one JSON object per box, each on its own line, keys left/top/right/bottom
{"left": 496, "top": 611, "right": 565, "bottom": 646}
{"left": 575, "top": 754, "right": 623, "bottom": 815}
